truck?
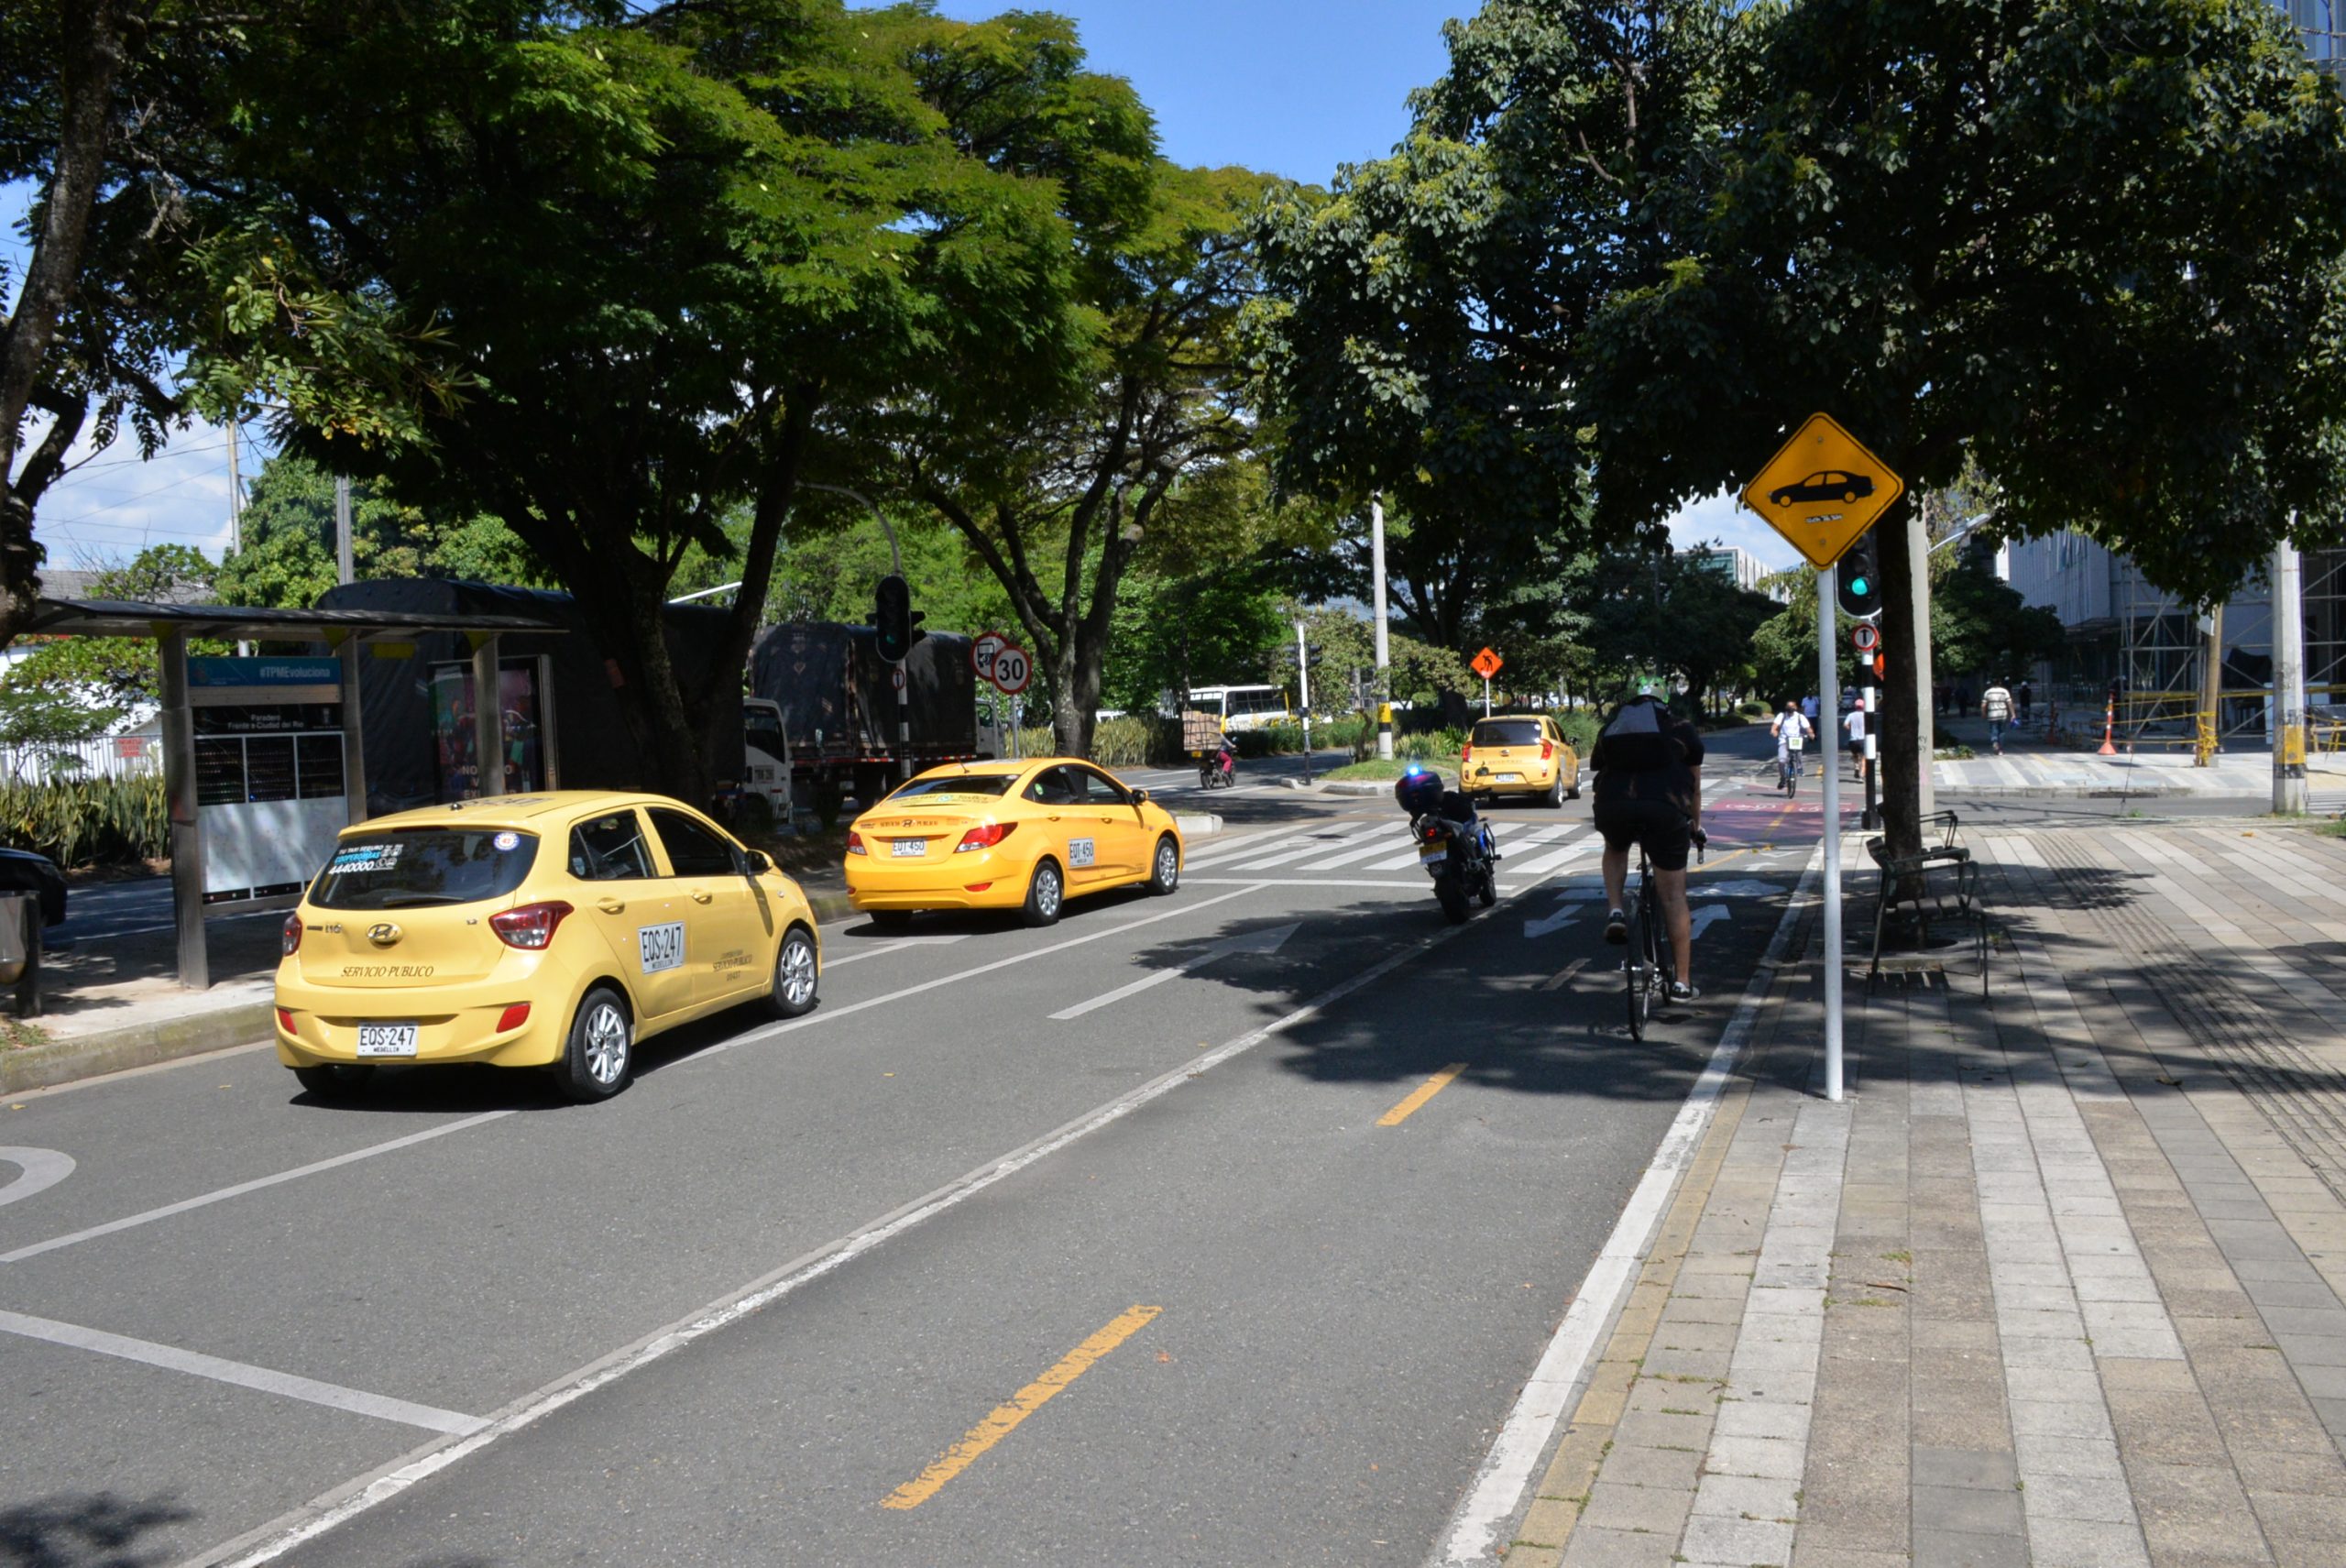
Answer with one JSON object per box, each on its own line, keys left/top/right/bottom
{"left": 745, "top": 620, "right": 979, "bottom": 810}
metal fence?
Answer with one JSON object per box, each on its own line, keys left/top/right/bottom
{"left": 0, "top": 736, "right": 163, "bottom": 783}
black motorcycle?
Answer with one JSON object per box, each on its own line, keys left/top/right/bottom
{"left": 1395, "top": 768, "right": 1498, "bottom": 922}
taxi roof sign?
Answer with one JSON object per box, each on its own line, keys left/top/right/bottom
{"left": 1740, "top": 413, "right": 1905, "bottom": 571}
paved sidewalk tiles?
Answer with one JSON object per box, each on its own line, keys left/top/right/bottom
{"left": 1505, "top": 822, "right": 2346, "bottom": 1568}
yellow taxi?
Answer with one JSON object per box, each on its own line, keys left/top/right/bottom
{"left": 1460, "top": 714, "right": 1583, "bottom": 807}
{"left": 273, "top": 791, "right": 822, "bottom": 1102}
{"left": 845, "top": 757, "right": 1184, "bottom": 927}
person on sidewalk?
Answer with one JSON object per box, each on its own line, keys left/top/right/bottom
{"left": 1982, "top": 676, "right": 2015, "bottom": 756}
{"left": 1592, "top": 685, "right": 1707, "bottom": 1004}
{"left": 2017, "top": 678, "right": 2034, "bottom": 728}
{"left": 1844, "top": 698, "right": 1869, "bottom": 785}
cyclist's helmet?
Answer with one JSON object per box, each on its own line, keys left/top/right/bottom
{"left": 1393, "top": 765, "right": 1445, "bottom": 816}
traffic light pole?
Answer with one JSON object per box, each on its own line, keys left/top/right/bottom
{"left": 1819, "top": 565, "right": 1844, "bottom": 1104}
{"left": 1295, "top": 621, "right": 1313, "bottom": 785}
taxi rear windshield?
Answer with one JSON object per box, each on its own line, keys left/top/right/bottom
{"left": 889, "top": 774, "right": 1018, "bottom": 799}
{"left": 1472, "top": 719, "right": 1544, "bottom": 747}
{"left": 311, "top": 828, "right": 540, "bottom": 910}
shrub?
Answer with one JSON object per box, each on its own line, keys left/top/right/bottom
{"left": 1011, "top": 713, "right": 1181, "bottom": 767}
{"left": 1553, "top": 710, "right": 1599, "bottom": 755}
{"left": 0, "top": 773, "right": 167, "bottom": 868}
{"left": 1397, "top": 727, "right": 1467, "bottom": 762}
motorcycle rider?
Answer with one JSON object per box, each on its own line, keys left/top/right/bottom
{"left": 1591, "top": 682, "right": 1707, "bottom": 1003}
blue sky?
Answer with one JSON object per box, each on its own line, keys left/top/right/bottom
{"left": 14, "top": 0, "right": 1784, "bottom": 573}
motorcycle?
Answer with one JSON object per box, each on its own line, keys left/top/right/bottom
{"left": 1394, "top": 766, "right": 1498, "bottom": 923}
{"left": 1199, "top": 743, "right": 1237, "bottom": 790}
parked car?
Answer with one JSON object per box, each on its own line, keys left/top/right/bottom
{"left": 0, "top": 849, "right": 68, "bottom": 927}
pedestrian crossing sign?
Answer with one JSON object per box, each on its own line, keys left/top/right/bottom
{"left": 1741, "top": 413, "right": 1905, "bottom": 570}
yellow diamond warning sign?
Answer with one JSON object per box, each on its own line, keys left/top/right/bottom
{"left": 1740, "top": 413, "right": 1904, "bottom": 571}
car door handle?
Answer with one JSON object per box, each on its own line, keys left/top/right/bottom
{"left": 690, "top": 889, "right": 714, "bottom": 905}
{"left": 597, "top": 898, "right": 626, "bottom": 914}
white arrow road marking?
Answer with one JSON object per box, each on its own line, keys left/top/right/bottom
{"left": 1690, "top": 904, "right": 1732, "bottom": 942}
{"left": 1521, "top": 901, "right": 1587, "bottom": 940}
{"left": 1049, "top": 923, "right": 1302, "bottom": 1021}
{"left": 0, "top": 1147, "right": 73, "bottom": 1209}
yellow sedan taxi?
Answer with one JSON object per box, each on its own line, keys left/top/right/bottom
{"left": 1460, "top": 713, "right": 1583, "bottom": 807}
{"left": 845, "top": 758, "right": 1184, "bottom": 927}
{"left": 274, "top": 791, "right": 822, "bottom": 1102}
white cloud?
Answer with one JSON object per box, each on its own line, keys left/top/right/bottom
{"left": 1664, "top": 487, "right": 1801, "bottom": 572}
{"left": 24, "top": 418, "right": 246, "bottom": 571}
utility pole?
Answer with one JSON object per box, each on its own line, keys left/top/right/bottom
{"left": 334, "top": 475, "right": 355, "bottom": 586}
{"left": 2197, "top": 604, "right": 2224, "bottom": 765}
{"left": 225, "top": 422, "right": 243, "bottom": 554}
{"left": 1296, "top": 621, "right": 1313, "bottom": 785}
{"left": 2274, "top": 537, "right": 2309, "bottom": 814}
{"left": 1371, "top": 494, "right": 1393, "bottom": 760}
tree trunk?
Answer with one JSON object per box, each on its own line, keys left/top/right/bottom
{"left": 1875, "top": 488, "right": 1928, "bottom": 861}
{"left": 0, "top": 0, "right": 137, "bottom": 650}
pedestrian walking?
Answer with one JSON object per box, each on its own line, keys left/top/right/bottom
{"left": 1982, "top": 677, "right": 2015, "bottom": 756}
{"left": 2018, "top": 678, "right": 2034, "bottom": 727}
{"left": 1844, "top": 699, "right": 1869, "bottom": 784}
{"left": 1802, "top": 693, "right": 1819, "bottom": 727}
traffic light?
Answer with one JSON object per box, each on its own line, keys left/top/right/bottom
{"left": 1836, "top": 532, "right": 1882, "bottom": 620}
{"left": 874, "top": 574, "right": 926, "bottom": 663}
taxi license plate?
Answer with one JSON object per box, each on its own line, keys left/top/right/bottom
{"left": 891, "top": 839, "right": 927, "bottom": 858}
{"left": 1495, "top": 773, "right": 1522, "bottom": 783}
{"left": 1420, "top": 848, "right": 1448, "bottom": 865}
{"left": 356, "top": 1023, "right": 419, "bottom": 1058}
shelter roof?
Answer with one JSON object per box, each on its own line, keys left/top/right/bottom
{"left": 25, "top": 597, "right": 566, "bottom": 642}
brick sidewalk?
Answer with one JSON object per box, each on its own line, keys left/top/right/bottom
{"left": 1507, "top": 821, "right": 2346, "bottom": 1567}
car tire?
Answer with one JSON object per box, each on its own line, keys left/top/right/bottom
{"left": 1543, "top": 773, "right": 1564, "bottom": 809}
{"left": 1022, "top": 858, "right": 1065, "bottom": 927}
{"left": 768, "top": 925, "right": 819, "bottom": 1018}
{"left": 556, "top": 986, "right": 632, "bottom": 1102}
{"left": 867, "top": 909, "right": 915, "bottom": 932}
{"left": 1146, "top": 835, "right": 1180, "bottom": 896}
{"left": 292, "top": 1063, "right": 374, "bottom": 1102}
{"left": 1565, "top": 772, "right": 1582, "bottom": 801}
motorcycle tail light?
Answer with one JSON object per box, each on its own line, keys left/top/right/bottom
{"left": 1540, "top": 739, "right": 1555, "bottom": 761}
{"left": 957, "top": 823, "right": 1014, "bottom": 852}
{"left": 489, "top": 900, "right": 573, "bottom": 950}
{"left": 847, "top": 830, "right": 866, "bottom": 855}
{"left": 281, "top": 914, "right": 302, "bottom": 956}
{"left": 1421, "top": 823, "right": 1442, "bottom": 841}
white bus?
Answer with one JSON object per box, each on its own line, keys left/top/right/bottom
{"left": 1179, "top": 684, "right": 1292, "bottom": 733}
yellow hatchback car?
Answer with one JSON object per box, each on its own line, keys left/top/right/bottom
{"left": 1460, "top": 714, "right": 1583, "bottom": 807}
{"left": 845, "top": 758, "right": 1184, "bottom": 927}
{"left": 274, "top": 792, "right": 822, "bottom": 1102}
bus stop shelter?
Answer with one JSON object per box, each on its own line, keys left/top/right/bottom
{"left": 21, "top": 596, "right": 565, "bottom": 990}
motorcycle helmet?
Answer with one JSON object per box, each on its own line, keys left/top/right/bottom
{"left": 1393, "top": 765, "right": 1445, "bottom": 816}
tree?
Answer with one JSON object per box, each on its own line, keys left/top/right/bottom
{"left": 870, "top": 158, "right": 1280, "bottom": 757}
{"left": 183, "top": 1, "right": 1131, "bottom": 803}
{"left": 1932, "top": 550, "right": 2066, "bottom": 685}
{"left": 1576, "top": 545, "right": 1779, "bottom": 708}
{"left": 0, "top": 542, "right": 216, "bottom": 726}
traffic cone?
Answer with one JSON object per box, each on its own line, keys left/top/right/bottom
{"left": 2098, "top": 697, "right": 2118, "bottom": 757}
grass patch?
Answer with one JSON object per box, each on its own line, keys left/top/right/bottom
{"left": 1320, "top": 758, "right": 1456, "bottom": 783}
{"left": 2316, "top": 819, "right": 2346, "bottom": 839}
{"left": 0, "top": 1016, "right": 49, "bottom": 1052}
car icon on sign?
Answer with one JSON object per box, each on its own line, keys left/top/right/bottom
{"left": 1770, "top": 470, "right": 1874, "bottom": 507}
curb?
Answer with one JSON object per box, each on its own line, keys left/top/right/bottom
{"left": 2, "top": 994, "right": 274, "bottom": 1094}
{"left": 1173, "top": 812, "right": 1223, "bottom": 837}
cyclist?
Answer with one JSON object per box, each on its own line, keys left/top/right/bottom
{"left": 1591, "top": 683, "right": 1707, "bottom": 1003}
{"left": 1771, "top": 700, "right": 1814, "bottom": 792}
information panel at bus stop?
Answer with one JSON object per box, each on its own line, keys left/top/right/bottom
{"left": 190, "top": 656, "right": 349, "bottom": 905}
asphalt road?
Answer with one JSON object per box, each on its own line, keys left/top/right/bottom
{"left": 1, "top": 749, "right": 1834, "bottom": 1567}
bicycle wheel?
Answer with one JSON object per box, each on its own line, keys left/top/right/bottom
{"left": 1639, "top": 891, "right": 1663, "bottom": 1031}
{"left": 1625, "top": 892, "right": 1653, "bottom": 1040}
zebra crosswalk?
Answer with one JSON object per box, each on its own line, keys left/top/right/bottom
{"left": 1180, "top": 817, "right": 1600, "bottom": 878}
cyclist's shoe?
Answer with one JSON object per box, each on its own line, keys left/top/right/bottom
{"left": 1668, "top": 979, "right": 1701, "bottom": 1003}
{"left": 1604, "top": 909, "right": 1628, "bottom": 945}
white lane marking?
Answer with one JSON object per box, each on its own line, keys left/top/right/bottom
{"left": 696, "top": 885, "right": 1269, "bottom": 1059}
{"left": 1690, "top": 904, "right": 1732, "bottom": 942}
{"left": 1504, "top": 837, "right": 1599, "bottom": 877}
{"left": 0, "top": 1308, "right": 486, "bottom": 1435}
{"left": 1179, "top": 829, "right": 1320, "bottom": 869}
{"left": 209, "top": 869, "right": 1548, "bottom": 1568}
{"left": 1048, "top": 923, "right": 1301, "bottom": 1021}
{"left": 0, "top": 1147, "right": 74, "bottom": 1208}
{"left": 0, "top": 1113, "right": 514, "bottom": 1266}
{"left": 1521, "top": 902, "right": 1587, "bottom": 940}
{"left": 1431, "top": 848, "right": 1817, "bottom": 1568}
{"left": 1363, "top": 843, "right": 1448, "bottom": 872}
{"left": 819, "top": 935, "right": 971, "bottom": 969}
{"left": 1221, "top": 825, "right": 1390, "bottom": 872}
{"left": 1289, "top": 834, "right": 1421, "bottom": 872}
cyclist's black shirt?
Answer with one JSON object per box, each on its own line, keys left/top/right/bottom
{"left": 1588, "top": 698, "right": 1705, "bottom": 814}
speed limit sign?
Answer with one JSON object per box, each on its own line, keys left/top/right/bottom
{"left": 990, "top": 643, "right": 1032, "bottom": 696}
{"left": 971, "top": 630, "right": 1007, "bottom": 681}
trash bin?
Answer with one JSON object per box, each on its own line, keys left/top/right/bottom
{"left": 0, "top": 892, "right": 40, "bottom": 1018}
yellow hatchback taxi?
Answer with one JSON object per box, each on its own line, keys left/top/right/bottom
{"left": 845, "top": 758, "right": 1184, "bottom": 927}
{"left": 1460, "top": 714, "right": 1583, "bottom": 807}
{"left": 275, "top": 792, "right": 822, "bottom": 1102}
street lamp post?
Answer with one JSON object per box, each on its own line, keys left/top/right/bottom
{"left": 1372, "top": 495, "right": 1392, "bottom": 760}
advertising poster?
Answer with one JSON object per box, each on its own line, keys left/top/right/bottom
{"left": 431, "top": 660, "right": 546, "bottom": 800}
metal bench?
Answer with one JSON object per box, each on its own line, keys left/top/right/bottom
{"left": 1864, "top": 811, "right": 1990, "bottom": 994}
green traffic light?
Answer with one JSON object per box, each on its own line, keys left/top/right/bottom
{"left": 1849, "top": 576, "right": 1869, "bottom": 595}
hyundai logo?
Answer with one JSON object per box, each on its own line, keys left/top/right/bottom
{"left": 366, "top": 923, "right": 402, "bottom": 948}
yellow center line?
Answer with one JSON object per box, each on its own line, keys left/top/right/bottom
{"left": 1693, "top": 846, "right": 1756, "bottom": 874}
{"left": 882, "top": 1305, "right": 1162, "bottom": 1510}
{"left": 1377, "top": 1062, "right": 1470, "bottom": 1127}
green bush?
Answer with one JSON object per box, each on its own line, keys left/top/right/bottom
{"left": 1737, "top": 699, "right": 1770, "bottom": 719}
{"left": 1011, "top": 713, "right": 1181, "bottom": 767}
{"left": 1397, "top": 727, "right": 1467, "bottom": 762}
{"left": 1553, "top": 710, "right": 1599, "bottom": 755}
{"left": 0, "top": 773, "right": 167, "bottom": 868}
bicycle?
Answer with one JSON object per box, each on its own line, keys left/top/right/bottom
{"left": 1777, "top": 742, "right": 1803, "bottom": 798}
{"left": 1624, "top": 828, "right": 1705, "bottom": 1043}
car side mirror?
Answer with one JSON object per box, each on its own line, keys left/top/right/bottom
{"left": 1131, "top": 788, "right": 1149, "bottom": 805}
{"left": 744, "top": 850, "right": 773, "bottom": 876}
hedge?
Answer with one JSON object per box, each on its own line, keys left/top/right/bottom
{"left": 0, "top": 773, "right": 167, "bottom": 868}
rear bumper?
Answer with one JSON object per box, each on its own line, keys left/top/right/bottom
{"left": 845, "top": 850, "right": 1031, "bottom": 912}
{"left": 273, "top": 964, "right": 576, "bottom": 1069}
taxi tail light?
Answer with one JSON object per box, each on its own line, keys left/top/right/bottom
{"left": 1460, "top": 742, "right": 1473, "bottom": 762}
{"left": 489, "top": 901, "right": 573, "bottom": 950}
{"left": 1540, "top": 739, "right": 1555, "bottom": 761}
{"left": 496, "top": 1003, "right": 532, "bottom": 1033}
{"left": 281, "top": 914, "right": 302, "bottom": 956}
{"left": 955, "top": 823, "right": 1014, "bottom": 853}
{"left": 847, "top": 830, "right": 866, "bottom": 855}
{"left": 275, "top": 1006, "right": 296, "bottom": 1035}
